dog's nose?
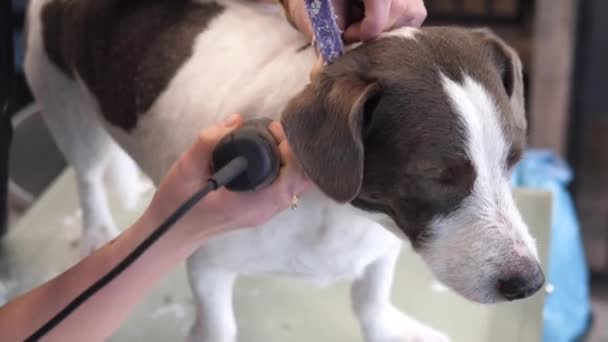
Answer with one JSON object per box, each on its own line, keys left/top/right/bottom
{"left": 498, "top": 265, "right": 545, "bottom": 301}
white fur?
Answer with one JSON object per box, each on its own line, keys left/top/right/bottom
{"left": 379, "top": 26, "right": 420, "bottom": 40}
{"left": 416, "top": 74, "right": 538, "bottom": 303}
{"left": 345, "top": 27, "right": 420, "bottom": 52}
{"left": 442, "top": 74, "right": 537, "bottom": 258}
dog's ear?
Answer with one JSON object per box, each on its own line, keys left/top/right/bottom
{"left": 473, "top": 28, "right": 526, "bottom": 129}
{"left": 282, "top": 75, "right": 380, "bottom": 203}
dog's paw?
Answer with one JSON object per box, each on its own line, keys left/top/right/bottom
{"left": 186, "top": 320, "right": 237, "bottom": 342}
{"left": 186, "top": 331, "right": 236, "bottom": 342}
{"left": 390, "top": 326, "right": 450, "bottom": 342}
{"left": 364, "top": 306, "right": 450, "bottom": 342}
{"left": 80, "top": 224, "right": 120, "bottom": 256}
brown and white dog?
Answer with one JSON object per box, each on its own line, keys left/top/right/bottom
{"left": 24, "top": 0, "right": 544, "bottom": 341}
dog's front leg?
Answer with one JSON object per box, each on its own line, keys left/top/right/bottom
{"left": 351, "top": 248, "right": 450, "bottom": 342}
{"left": 186, "top": 264, "right": 237, "bottom": 342}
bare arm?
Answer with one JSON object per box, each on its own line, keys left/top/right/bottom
{"left": 0, "top": 115, "right": 311, "bottom": 341}
{"left": 0, "top": 208, "right": 202, "bottom": 341}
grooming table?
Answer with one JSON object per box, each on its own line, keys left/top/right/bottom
{"left": 0, "top": 169, "right": 552, "bottom": 342}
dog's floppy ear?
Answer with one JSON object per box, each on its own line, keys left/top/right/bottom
{"left": 473, "top": 28, "right": 526, "bottom": 129}
{"left": 282, "top": 75, "right": 380, "bottom": 203}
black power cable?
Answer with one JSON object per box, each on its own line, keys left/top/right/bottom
{"left": 0, "top": 0, "right": 15, "bottom": 236}
{"left": 25, "top": 118, "right": 280, "bottom": 341}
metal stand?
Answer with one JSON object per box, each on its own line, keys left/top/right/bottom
{"left": 1, "top": 0, "right": 15, "bottom": 235}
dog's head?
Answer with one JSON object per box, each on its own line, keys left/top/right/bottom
{"left": 282, "top": 27, "right": 543, "bottom": 303}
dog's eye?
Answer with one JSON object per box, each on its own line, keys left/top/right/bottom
{"left": 411, "top": 158, "right": 472, "bottom": 190}
{"left": 419, "top": 167, "right": 457, "bottom": 186}
{"left": 422, "top": 160, "right": 474, "bottom": 190}
{"left": 506, "top": 149, "right": 522, "bottom": 168}
{"left": 437, "top": 167, "right": 458, "bottom": 186}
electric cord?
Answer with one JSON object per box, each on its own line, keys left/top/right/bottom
{"left": 25, "top": 157, "right": 249, "bottom": 341}
{"left": 24, "top": 117, "right": 280, "bottom": 341}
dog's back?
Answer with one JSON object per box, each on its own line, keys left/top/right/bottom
{"left": 26, "top": 0, "right": 313, "bottom": 180}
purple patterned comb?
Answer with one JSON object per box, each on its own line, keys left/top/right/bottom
{"left": 304, "top": 0, "right": 344, "bottom": 64}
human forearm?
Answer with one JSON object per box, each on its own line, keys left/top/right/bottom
{"left": 0, "top": 115, "right": 310, "bottom": 341}
{"left": 0, "top": 208, "right": 208, "bottom": 342}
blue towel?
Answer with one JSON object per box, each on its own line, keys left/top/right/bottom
{"left": 512, "top": 150, "right": 591, "bottom": 342}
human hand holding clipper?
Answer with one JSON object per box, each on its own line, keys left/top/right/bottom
{"left": 148, "top": 114, "right": 311, "bottom": 240}
{"left": 279, "top": 0, "right": 427, "bottom": 75}
{"left": 2, "top": 2, "right": 426, "bottom": 340}
{"left": 1, "top": 114, "right": 311, "bottom": 342}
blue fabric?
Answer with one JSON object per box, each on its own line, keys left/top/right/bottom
{"left": 512, "top": 150, "right": 591, "bottom": 342}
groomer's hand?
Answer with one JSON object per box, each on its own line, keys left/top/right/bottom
{"left": 282, "top": 0, "right": 426, "bottom": 78}
{"left": 285, "top": 0, "right": 426, "bottom": 42}
{"left": 148, "top": 114, "right": 312, "bottom": 241}
{"left": 0, "top": 114, "right": 310, "bottom": 342}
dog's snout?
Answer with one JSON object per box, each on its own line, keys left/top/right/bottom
{"left": 498, "top": 264, "right": 545, "bottom": 301}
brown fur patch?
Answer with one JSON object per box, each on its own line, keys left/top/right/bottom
{"left": 41, "top": 0, "right": 224, "bottom": 131}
